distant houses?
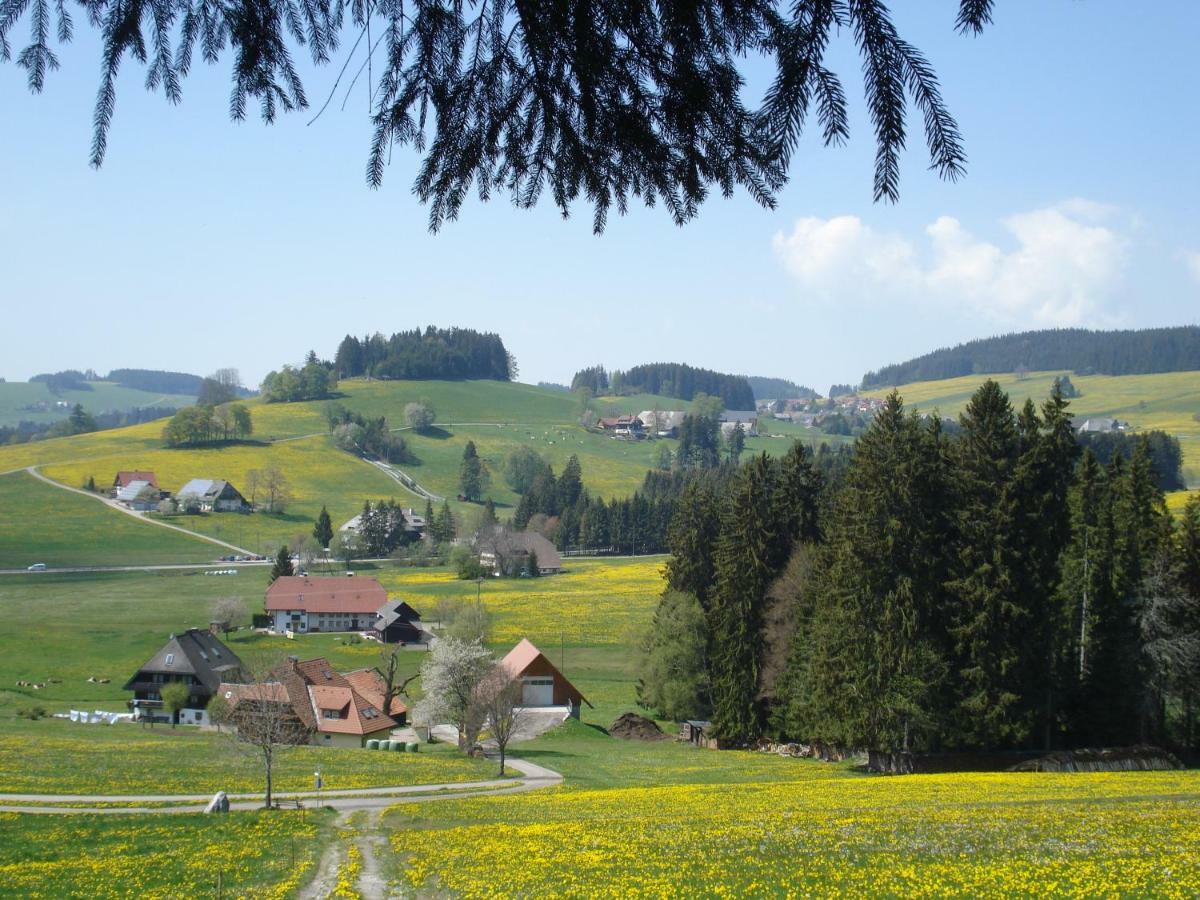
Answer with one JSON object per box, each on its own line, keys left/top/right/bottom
{"left": 597, "top": 415, "right": 644, "bottom": 437}
{"left": 112, "top": 470, "right": 159, "bottom": 494}
{"left": 220, "top": 656, "right": 406, "bottom": 747}
{"left": 1077, "top": 417, "right": 1129, "bottom": 434}
{"left": 372, "top": 600, "right": 426, "bottom": 644}
{"left": 719, "top": 410, "right": 759, "bottom": 438}
{"left": 637, "top": 410, "right": 687, "bottom": 437}
{"left": 123, "top": 628, "right": 245, "bottom": 725}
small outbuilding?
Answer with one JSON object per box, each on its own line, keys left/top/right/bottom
{"left": 499, "top": 638, "right": 592, "bottom": 717}
{"left": 372, "top": 600, "right": 425, "bottom": 644}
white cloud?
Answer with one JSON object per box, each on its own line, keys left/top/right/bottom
{"left": 772, "top": 201, "right": 1128, "bottom": 327}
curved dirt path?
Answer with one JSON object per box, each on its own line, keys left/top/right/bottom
{"left": 23, "top": 466, "right": 254, "bottom": 556}
{"left": 0, "top": 755, "right": 562, "bottom": 815}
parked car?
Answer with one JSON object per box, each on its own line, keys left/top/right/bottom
{"left": 27, "top": 563, "right": 47, "bottom": 571}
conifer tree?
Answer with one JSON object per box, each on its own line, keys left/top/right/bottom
{"left": 459, "top": 441, "right": 487, "bottom": 501}
{"left": 313, "top": 506, "right": 334, "bottom": 550}
{"left": 708, "top": 455, "right": 782, "bottom": 743}
{"left": 788, "top": 394, "right": 951, "bottom": 751}
{"left": 556, "top": 455, "right": 584, "bottom": 511}
{"left": 775, "top": 441, "right": 824, "bottom": 546}
{"left": 664, "top": 480, "right": 721, "bottom": 608}
{"left": 269, "top": 545, "right": 294, "bottom": 583}
{"left": 435, "top": 501, "right": 456, "bottom": 545}
{"left": 947, "top": 380, "right": 1028, "bottom": 748}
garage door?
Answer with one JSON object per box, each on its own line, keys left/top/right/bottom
{"left": 522, "top": 677, "right": 554, "bottom": 707}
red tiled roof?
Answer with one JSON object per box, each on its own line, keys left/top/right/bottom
{"left": 114, "top": 470, "right": 158, "bottom": 488}
{"left": 265, "top": 576, "right": 388, "bottom": 614}
{"left": 344, "top": 669, "right": 408, "bottom": 717}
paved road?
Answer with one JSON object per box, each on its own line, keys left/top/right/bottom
{"left": 0, "top": 755, "right": 562, "bottom": 815}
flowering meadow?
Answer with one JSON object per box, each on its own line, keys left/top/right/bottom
{"left": 377, "top": 556, "right": 666, "bottom": 647}
{"left": 387, "top": 764, "right": 1200, "bottom": 897}
{"left": 0, "top": 809, "right": 331, "bottom": 898}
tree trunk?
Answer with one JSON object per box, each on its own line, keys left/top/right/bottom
{"left": 498, "top": 745, "right": 506, "bottom": 776}
{"left": 263, "top": 749, "right": 273, "bottom": 808}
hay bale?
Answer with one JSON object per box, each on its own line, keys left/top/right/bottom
{"left": 406, "top": 742, "right": 419, "bottom": 753}
{"left": 366, "top": 739, "right": 380, "bottom": 750}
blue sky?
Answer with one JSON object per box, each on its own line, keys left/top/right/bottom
{"left": 2, "top": 1, "right": 1198, "bottom": 393}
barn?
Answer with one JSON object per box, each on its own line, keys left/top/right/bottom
{"left": 499, "top": 638, "right": 592, "bottom": 718}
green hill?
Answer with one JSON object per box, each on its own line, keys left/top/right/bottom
{"left": 0, "top": 380, "right": 195, "bottom": 428}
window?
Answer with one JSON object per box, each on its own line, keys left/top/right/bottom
{"left": 164, "top": 653, "right": 174, "bottom": 666}
{"left": 323, "top": 709, "right": 341, "bottom": 720}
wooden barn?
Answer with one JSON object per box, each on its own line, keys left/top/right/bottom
{"left": 499, "top": 638, "right": 592, "bottom": 717}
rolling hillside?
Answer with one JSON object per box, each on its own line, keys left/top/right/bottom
{"left": 862, "top": 370, "right": 1200, "bottom": 491}
{"left": 0, "top": 380, "right": 196, "bottom": 427}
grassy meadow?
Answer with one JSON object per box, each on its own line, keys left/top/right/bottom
{"left": 385, "top": 729, "right": 1200, "bottom": 897}
{"left": 0, "top": 380, "right": 195, "bottom": 428}
{"left": 0, "top": 809, "right": 333, "bottom": 898}
{"left": 0, "top": 471, "right": 219, "bottom": 568}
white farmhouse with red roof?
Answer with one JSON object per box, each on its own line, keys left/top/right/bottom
{"left": 265, "top": 575, "right": 388, "bottom": 634}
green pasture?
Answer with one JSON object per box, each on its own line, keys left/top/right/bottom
{"left": 0, "top": 380, "right": 195, "bottom": 428}
{"left": 0, "top": 471, "right": 219, "bottom": 568}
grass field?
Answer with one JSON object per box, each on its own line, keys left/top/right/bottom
{"left": 384, "top": 727, "right": 1200, "bottom": 897}
{"left": 17, "top": 433, "right": 401, "bottom": 555}
{"left": 0, "top": 471, "right": 219, "bottom": 568}
{"left": 0, "top": 380, "right": 195, "bottom": 428}
{"left": 862, "top": 370, "right": 1200, "bottom": 488}
{"left": 377, "top": 556, "right": 664, "bottom": 650}
{"left": 0, "top": 809, "right": 332, "bottom": 898}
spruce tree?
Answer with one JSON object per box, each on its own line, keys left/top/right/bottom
{"left": 664, "top": 480, "right": 721, "bottom": 608}
{"left": 459, "top": 441, "right": 486, "bottom": 501}
{"left": 556, "top": 455, "right": 584, "bottom": 510}
{"left": 313, "top": 505, "right": 334, "bottom": 549}
{"left": 708, "top": 455, "right": 781, "bottom": 743}
{"left": 269, "top": 545, "right": 294, "bottom": 583}
{"left": 435, "top": 501, "right": 456, "bottom": 545}
{"left": 947, "top": 380, "right": 1028, "bottom": 748}
{"left": 789, "top": 394, "right": 951, "bottom": 751}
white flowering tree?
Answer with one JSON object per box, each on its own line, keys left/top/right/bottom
{"left": 414, "top": 638, "right": 494, "bottom": 750}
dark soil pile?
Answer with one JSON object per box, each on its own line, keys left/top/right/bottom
{"left": 610, "top": 712, "right": 668, "bottom": 741}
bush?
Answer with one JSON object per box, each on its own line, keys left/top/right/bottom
{"left": 18, "top": 706, "right": 47, "bottom": 720}
{"left": 451, "top": 546, "right": 484, "bottom": 580}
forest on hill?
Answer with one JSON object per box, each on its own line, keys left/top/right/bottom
{"left": 862, "top": 327, "right": 1200, "bottom": 388}
{"left": 745, "top": 376, "right": 817, "bottom": 401}
{"left": 572, "top": 363, "right": 755, "bottom": 409}
{"left": 333, "top": 327, "right": 513, "bottom": 381}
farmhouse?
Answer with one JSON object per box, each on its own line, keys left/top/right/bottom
{"left": 372, "top": 600, "right": 425, "bottom": 644}
{"left": 597, "top": 415, "right": 644, "bottom": 437}
{"left": 478, "top": 529, "right": 563, "bottom": 576}
{"left": 719, "top": 410, "right": 759, "bottom": 437}
{"left": 111, "top": 470, "right": 159, "bottom": 495}
{"left": 175, "top": 478, "right": 249, "bottom": 512}
{"left": 265, "top": 574, "right": 388, "bottom": 634}
{"left": 123, "top": 629, "right": 245, "bottom": 724}
{"left": 221, "top": 656, "right": 406, "bottom": 747}
{"left": 637, "top": 409, "right": 687, "bottom": 437}
{"left": 1077, "top": 417, "right": 1128, "bottom": 434}
{"left": 114, "top": 479, "right": 164, "bottom": 511}
{"left": 499, "top": 638, "right": 591, "bottom": 717}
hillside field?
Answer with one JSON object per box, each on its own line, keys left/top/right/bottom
{"left": 0, "top": 380, "right": 195, "bottom": 427}
{"left": 0, "top": 471, "right": 220, "bottom": 568}
{"left": 863, "top": 370, "right": 1200, "bottom": 489}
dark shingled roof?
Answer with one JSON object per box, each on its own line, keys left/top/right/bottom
{"left": 123, "top": 629, "right": 245, "bottom": 693}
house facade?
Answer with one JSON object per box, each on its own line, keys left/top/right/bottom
{"left": 115, "top": 479, "right": 164, "bottom": 510}
{"left": 123, "top": 629, "right": 245, "bottom": 724}
{"left": 499, "top": 638, "right": 591, "bottom": 717}
{"left": 719, "top": 411, "right": 759, "bottom": 437}
{"left": 265, "top": 575, "right": 388, "bottom": 634}
{"left": 112, "top": 470, "right": 159, "bottom": 497}
{"left": 221, "top": 656, "right": 405, "bottom": 747}
{"left": 176, "top": 478, "right": 248, "bottom": 512}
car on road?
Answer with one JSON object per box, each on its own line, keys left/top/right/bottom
{"left": 27, "top": 563, "right": 47, "bottom": 571}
